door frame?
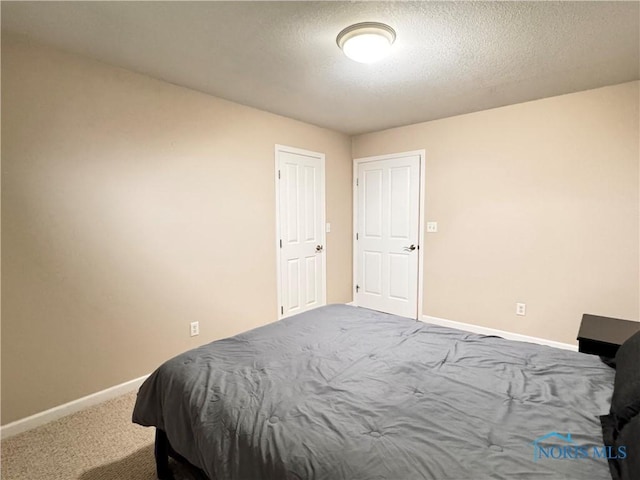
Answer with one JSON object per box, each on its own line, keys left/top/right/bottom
{"left": 275, "top": 144, "right": 327, "bottom": 320}
{"left": 352, "top": 150, "right": 426, "bottom": 319}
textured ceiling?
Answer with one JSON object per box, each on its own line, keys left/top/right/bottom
{"left": 2, "top": 1, "right": 639, "bottom": 135}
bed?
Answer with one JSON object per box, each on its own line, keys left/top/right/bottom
{"left": 133, "top": 304, "right": 619, "bottom": 480}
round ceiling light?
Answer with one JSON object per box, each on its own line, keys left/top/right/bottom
{"left": 336, "top": 22, "right": 396, "bottom": 64}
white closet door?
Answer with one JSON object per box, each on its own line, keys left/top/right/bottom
{"left": 356, "top": 154, "right": 420, "bottom": 318}
{"left": 277, "top": 147, "right": 326, "bottom": 318}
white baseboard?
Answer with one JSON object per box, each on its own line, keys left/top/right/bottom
{"left": 422, "top": 315, "right": 578, "bottom": 352}
{"left": 345, "top": 301, "right": 356, "bottom": 306}
{"left": 0, "top": 374, "right": 149, "bottom": 440}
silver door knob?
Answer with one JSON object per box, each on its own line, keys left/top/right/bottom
{"left": 404, "top": 244, "right": 417, "bottom": 251}
{"left": 316, "top": 245, "right": 324, "bottom": 252}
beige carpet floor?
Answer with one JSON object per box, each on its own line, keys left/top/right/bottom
{"left": 1, "top": 391, "right": 200, "bottom": 480}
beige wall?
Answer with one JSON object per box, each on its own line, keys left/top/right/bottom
{"left": 1, "top": 35, "right": 353, "bottom": 424}
{"left": 353, "top": 81, "right": 640, "bottom": 345}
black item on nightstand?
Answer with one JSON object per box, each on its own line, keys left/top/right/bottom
{"left": 577, "top": 314, "right": 640, "bottom": 365}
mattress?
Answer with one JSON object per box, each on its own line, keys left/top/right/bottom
{"left": 133, "top": 304, "right": 615, "bottom": 479}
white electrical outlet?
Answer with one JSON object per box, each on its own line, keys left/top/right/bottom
{"left": 427, "top": 222, "right": 438, "bottom": 233}
{"left": 190, "top": 321, "right": 200, "bottom": 336}
{"left": 516, "top": 303, "right": 526, "bottom": 316}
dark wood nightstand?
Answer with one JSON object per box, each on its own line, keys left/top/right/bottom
{"left": 577, "top": 313, "right": 640, "bottom": 359}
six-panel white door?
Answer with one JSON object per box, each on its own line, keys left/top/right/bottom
{"left": 356, "top": 154, "right": 420, "bottom": 318}
{"left": 277, "top": 147, "right": 326, "bottom": 318}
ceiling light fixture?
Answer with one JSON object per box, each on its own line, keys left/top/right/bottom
{"left": 336, "top": 22, "right": 396, "bottom": 64}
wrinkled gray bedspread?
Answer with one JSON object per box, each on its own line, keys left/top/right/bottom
{"left": 133, "top": 305, "right": 615, "bottom": 480}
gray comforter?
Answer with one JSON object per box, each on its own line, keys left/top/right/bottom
{"left": 133, "top": 305, "right": 615, "bottom": 480}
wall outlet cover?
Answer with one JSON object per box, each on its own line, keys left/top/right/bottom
{"left": 190, "top": 321, "right": 200, "bottom": 336}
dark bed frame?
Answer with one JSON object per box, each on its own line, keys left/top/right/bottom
{"left": 155, "top": 428, "right": 210, "bottom": 480}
